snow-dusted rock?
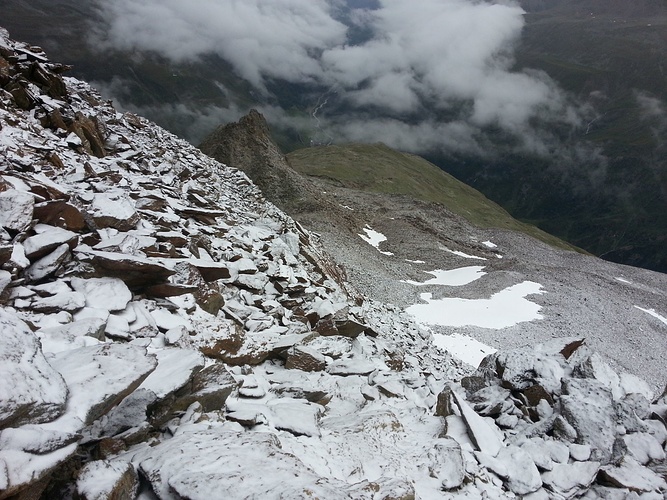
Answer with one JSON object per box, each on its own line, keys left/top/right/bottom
{"left": 135, "top": 429, "right": 349, "bottom": 499}
{"left": 541, "top": 461, "right": 600, "bottom": 498}
{"left": 427, "top": 437, "right": 465, "bottom": 490}
{"left": 451, "top": 389, "right": 503, "bottom": 457}
{"left": 621, "top": 432, "right": 666, "bottom": 464}
{"left": 285, "top": 345, "right": 327, "bottom": 372}
{"left": 598, "top": 457, "right": 667, "bottom": 493}
{"left": 0, "top": 310, "right": 68, "bottom": 429}
{"left": 496, "top": 446, "right": 543, "bottom": 495}
{"left": 49, "top": 343, "right": 157, "bottom": 430}
{"left": 560, "top": 378, "right": 616, "bottom": 463}
{"left": 23, "top": 243, "right": 70, "bottom": 282}
{"left": 0, "top": 189, "right": 33, "bottom": 232}
{"left": 76, "top": 460, "right": 138, "bottom": 500}
{"left": 88, "top": 192, "right": 139, "bottom": 231}
{"left": 268, "top": 399, "right": 323, "bottom": 437}
{"left": 38, "top": 318, "right": 105, "bottom": 354}
{"left": 70, "top": 277, "right": 132, "bottom": 312}
{"left": 22, "top": 225, "right": 78, "bottom": 260}
{"left": 76, "top": 248, "right": 174, "bottom": 290}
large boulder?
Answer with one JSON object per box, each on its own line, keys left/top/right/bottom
{"left": 0, "top": 311, "right": 68, "bottom": 429}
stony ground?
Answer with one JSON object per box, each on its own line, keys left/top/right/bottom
{"left": 293, "top": 178, "right": 667, "bottom": 392}
{"left": 1, "top": 27, "right": 667, "bottom": 500}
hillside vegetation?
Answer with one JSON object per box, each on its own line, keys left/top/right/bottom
{"left": 287, "top": 143, "right": 581, "bottom": 252}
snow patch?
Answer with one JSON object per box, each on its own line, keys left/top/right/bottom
{"left": 433, "top": 332, "right": 496, "bottom": 368}
{"left": 635, "top": 306, "right": 667, "bottom": 326}
{"left": 406, "top": 281, "right": 544, "bottom": 329}
{"left": 482, "top": 241, "right": 497, "bottom": 248}
{"left": 358, "top": 225, "right": 393, "bottom": 256}
{"left": 441, "top": 246, "right": 487, "bottom": 261}
{"left": 402, "top": 266, "right": 486, "bottom": 287}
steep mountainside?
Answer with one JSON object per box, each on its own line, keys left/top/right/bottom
{"left": 202, "top": 113, "right": 667, "bottom": 393}
{"left": 2, "top": 28, "right": 667, "bottom": 500}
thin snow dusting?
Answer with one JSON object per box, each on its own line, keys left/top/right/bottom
{"left": 358, "top": 225, "right": 393, "bottom": 256}
{"left": 406, "top": 281, "right": 545, "bottom": 329}
{"left": 432, "top": 332, "right": 496, "bottom": 367}
{"left": 441, "top": 245, "right": 487, "bottom": 261}
{"left": 635, "top": 306, "right": 667, "bottom": 326}
{"left": 402, "top": 266, "right": 486, "bottom": 287}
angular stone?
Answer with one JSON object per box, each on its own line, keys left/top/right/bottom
{"left": 88, "top": 193, "right": 138, "bottom": 231}
{"left": 33, "top": 200, "right": 87, "bottom": 232}
{"left": 70, "top": 277, "right": 132, "bottom": 312}
{"left": 0, "top": 310, "right": 68, "bottom": 429}
{"left": 285, "top": 346, "right": 326, "bottom": 372}
{"left": 598, "top": 457, "right": 667, "bottom": 493}
{"left": 427, "top": 437, "right": 465, "bottom": 490}
{"left": 76, "top": 248, "right": 174, "bottom": 290}
{"left": 50, "top": 343, "right": 157, "bottom": 429}
{"left": 172, "top": 262, "right": 224, "bottom": 315}
{"left": 451, "top": 390, "right": 503, "bottom": 457}
{"left": 560, "top": 378, "right": 616, "bottom": 463}
{"left": 177, "top": 363, "right": 237, "bottom": 412}
{"left": 335, "top": 319, "right": 368, "bottom": 338}
{"left": 0, "top": 189, "right": 33, "bottom": 232}
{"left": 22, "top": 225, "right": 78, "bottom": 260}
{"left": 76, "top": 460, "right": 138, "bottom": 500}
{"left": 497, "top": 446, "right": 542, "bottom": 495}
{"left": 24, "top": 243, "right": 70, "bottom": 282}
{"left": 541, "top": 461, "right": 600, "bottom": 498}
{"left": 135, "top": 430, "right": 346, "bottom": 499}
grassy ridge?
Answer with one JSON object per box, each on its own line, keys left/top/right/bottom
{"left": 287, "top": 143, "right": 582, "bottom": 252}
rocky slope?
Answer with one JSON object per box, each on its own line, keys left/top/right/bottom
{"left": 1, "top": 28, "right": 667, "bottom": 500}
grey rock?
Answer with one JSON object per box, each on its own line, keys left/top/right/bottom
{"left": 560, "top": 377, "right": 616, "bottom": 462}
{"left": 0, "top": 310, "right": 68, "bottom": 429}
{"left": 427, "top": 437, "right": 465, "bottom": 490}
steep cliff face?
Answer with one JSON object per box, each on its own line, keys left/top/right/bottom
{"left": 1, "top": 28, "right": 667, "bottom": 500}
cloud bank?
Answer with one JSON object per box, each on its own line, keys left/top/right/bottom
{"left": 92, "top": 0, "right": 583, "bottom": 155}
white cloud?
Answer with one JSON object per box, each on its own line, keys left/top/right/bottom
{"left": 93, "top": 0, "right": 583, "bottom": 154}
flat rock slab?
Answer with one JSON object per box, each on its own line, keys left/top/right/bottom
{"left": 22, "top": 225, "right": 78, "bottom": 260}
{"left": 135, "top": 429, "right": 349, "bottom": 499}
{"left": 451, "top": 389, "right": 503, "bottom": 457}
{"left": 0, "top": 310, "right": 68, "bottom": 429}
{"left": 49, "top": 343, "right": 157, "bottom": 431}
{"left": 138, "top": 348, "right": 205, "bottom": 400}
{"left": 541, "top": 461, "right": 600, "bottom": 498}
{"left": 70, "top": 277, "right": 132, "bottom": 312}
{"left": 89, "top": 193, "right": 139, "bottom": 231}
{"left": 75, "top": 248, "right": 174, "bottom": 290}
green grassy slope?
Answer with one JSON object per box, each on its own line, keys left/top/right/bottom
{"left": 287, "top": 143, "right": 582, "bottom": 252}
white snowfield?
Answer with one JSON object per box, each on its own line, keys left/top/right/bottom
{"left": 635, "top": 306, "right": 667, "bottom": 326}
{"left": 401, "top": 266, "right": 486, "bottom": 287}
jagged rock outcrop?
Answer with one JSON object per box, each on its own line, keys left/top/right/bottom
{"left": 0, "top": 27, "right": 666, "bottom": 500}
{"left": 198, "top": 109, "right": 319, "bottom": 211}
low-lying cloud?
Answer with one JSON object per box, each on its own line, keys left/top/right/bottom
{"left": 92, "top": 0, "right": 584, "bottom": 155}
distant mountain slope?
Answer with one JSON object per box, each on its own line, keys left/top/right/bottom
{"left": 287, "top": 143, "right": 581, "bottom": 252}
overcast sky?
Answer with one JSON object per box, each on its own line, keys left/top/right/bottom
{"left": 93, "top": 0, "right": 584, "bottom": 154}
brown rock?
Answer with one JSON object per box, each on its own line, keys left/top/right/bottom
{"left": 76, "top": 249, "right": 174, "bottom": 290}
{"left": 285, "top": 346, "right": 326, "bottom": 372}
{"left": 173, "top": 262, "right": 224, "bottom": 315}
{"left": 68, "top": 112, "right": 106, "bottom": 158}
{"left": 335, "top": 319, "right": 368, "bottom": 338}
{"left": 33, "top": 200, "right": 87, "bottom": 231}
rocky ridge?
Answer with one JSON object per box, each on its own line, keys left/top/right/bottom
{"left": 1, "top": 27, "right": 666, "bottom": 499}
